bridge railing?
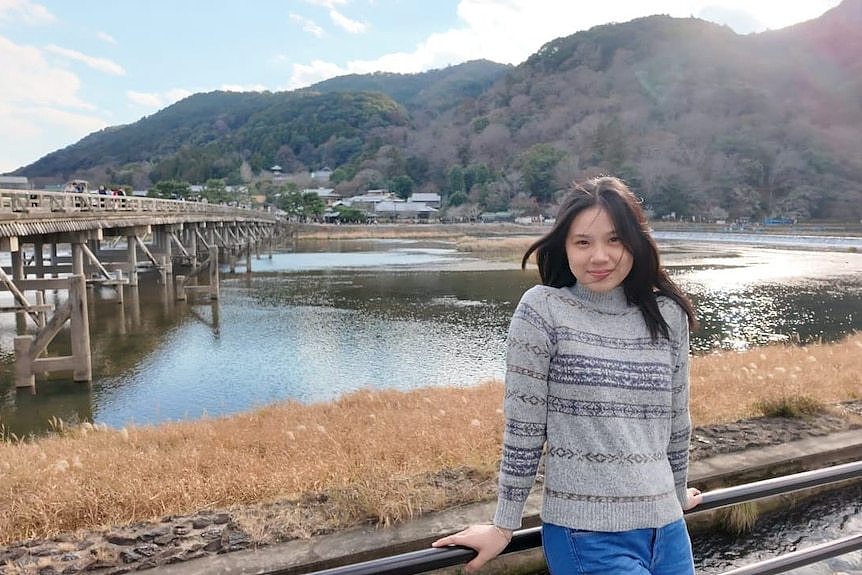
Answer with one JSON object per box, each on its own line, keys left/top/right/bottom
{"left": 0, "top": 188, "right": 279, "bottom": 221}
{"left": 300, "top": 460, "right": 862, "bottom": 575}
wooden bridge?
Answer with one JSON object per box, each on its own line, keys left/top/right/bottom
{"left": 0, "top": 188, "right": 281, "bottom": 389}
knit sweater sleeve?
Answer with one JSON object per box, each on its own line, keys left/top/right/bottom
{"left": 666, "top": 303, "right": 692, "bottom": 509}
{"left": 493, "top": 286, "right": 553, "bottom": 529}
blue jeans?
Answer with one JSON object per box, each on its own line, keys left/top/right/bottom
{"left": 542, "top": 518, "right": 695, "bottom": 575}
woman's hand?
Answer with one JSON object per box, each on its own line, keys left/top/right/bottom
{"left": 684, "top": 487, "right": 703, "bottom": 511}
{"left": 431, "top": 524, "right": 512, "bottom": 573}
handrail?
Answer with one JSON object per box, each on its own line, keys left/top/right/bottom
{"left": 0, "top": 188, "right": 279, "bottom": 222}
{"left": 696, "top": 459, "right": 862, "bottom": 512}
{"left": 720, "top": 533, "right": 862, "bottom": 575}
{"left": 300, "top": 460, "right": 862, "bottom": 575}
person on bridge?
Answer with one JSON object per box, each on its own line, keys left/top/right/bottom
{"left": 433, "top": 176, "right": 702, "bottom": 574}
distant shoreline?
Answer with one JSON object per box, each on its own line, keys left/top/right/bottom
{"left": 289, "top": 221, "right": 862, "bottom": 253}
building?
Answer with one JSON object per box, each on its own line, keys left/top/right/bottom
{"left": 311, "top": 167, "right": 333, "bottom": 182}
{"left": 303, "top": 187, "right": 341, "bottom": 206}
{"left": 343, "top": 190, "right": 398, "bottom": 212}
{"left": 374, "top": 201, "right": 439, "bottom": 223}
{"left": 407, "top": 192, "right": 441, "bottom": 209}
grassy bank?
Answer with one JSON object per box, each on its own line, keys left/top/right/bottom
{"left": 0, "top": 333, "right": 860, "bottom": 546}
{"left": 291, "top": 221, "right": 862, "bottom": 241}
{"left": 292, "top": 222, "right": 539, "bottom": 240}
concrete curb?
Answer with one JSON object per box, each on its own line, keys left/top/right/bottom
{"left": 158, "top": 430, "right": 862, "bottom": 575}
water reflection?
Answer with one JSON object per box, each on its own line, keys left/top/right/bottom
{"left": 0, "top": 240, "right": 860, "bottom": 436}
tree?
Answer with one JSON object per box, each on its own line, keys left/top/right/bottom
{"left": 330, "top": 166, "right": 355, "bottom": 185}
{"left": 390, "top": 175, "right": 415, "bottom": 199}
{"left": 591, "top": 116, "right": 627, "bottom": 170}
{"left": 149, "top": 180, "right": 191, "bottom": 199}
{"left": 447, "top": 190, "right": 469, "bottom": 207}
{"left": 520, "top": 144, "right": 565, "bottom": 203}
{"left": 277, "top": 190, "right": 304, "bottom": 217}
{"left": 201, "top": 179, "right": 230, "bottom": 203}
{"left": 405, "top": 156, "right": 429, "bottom": 184}
{"left": 646, "top": 175, "right": 697, "bottom": 219}
{"left": 301, "top": 192, "right": 325, "bottom": 221}
{"left": 447, "top": 165, "right": 465, "bottom": 195}
{"left": 335, "top": 205, "right": 367, "bottom": 223}
{"left": 509, "top": 192, "right": 541, "bottom": 216}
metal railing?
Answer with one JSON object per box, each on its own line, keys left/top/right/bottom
{"left": 301, "top": 460, "right": 862, "bottom": 575}
{"left": 0, "top": 188, "right": 279, "bottom": 221}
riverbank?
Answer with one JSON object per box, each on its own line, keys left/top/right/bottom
{"left": 0, "top": 333, "right": 860, "bottom": 574}
{"left": 1, "top": 404, "right": 860, "bottom": 575}
{"left": 290, "top": 221, "right": 862, "bottom": 240}
{"left": 289, "top": 222, "right": 862, "bottom": 261}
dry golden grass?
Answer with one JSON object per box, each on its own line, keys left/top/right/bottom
{"left": 690, "top": 332, "right": 862, "bottom": 425}
{"left": 454, "top": 235, "right": 538, "bottom": 261}
{"left": 293, "top": 223, "right": 536, "bottom": 241}
{"left": 0, "top": 383, "right": 503, "bottom": 544}
{"left": 0, "top": 334, "right": 860, "bottom": 545}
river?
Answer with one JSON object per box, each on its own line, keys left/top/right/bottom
{"left": 0, "top": 234, "right": 860, "bottom": 436}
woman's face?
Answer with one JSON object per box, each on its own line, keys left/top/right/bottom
{"left": 565, "top": 206, "right": 633, "bottom": 292}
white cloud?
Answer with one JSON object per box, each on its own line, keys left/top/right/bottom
{"left": 97, "top": 31, "right": 117, "bottom": 44}
{"left": 0, "top": 36, "right": 90, "bottom": 108}
{"left": 328, "top": 8, "right": 366, "bottom": 33}
{"left": 695, "top": 0, "right": 841, "bottom": 31}
{"left": 284, "top": 0, "right": 842, "bottom": 90}
{"left": 0, "top": 104, "right": 107, "bottom": 171}
{"left": 0, "top": 35, "right": 107, "bottom": 171}
{"left": 289, "top": 12, "right": 324, "bottom": 38}
{"left": 287, "top": 59, "right": 350, "bottom": 89}
{"left": 44, "top": 44, "right": 126, "bottom": 76}
{"left": 303, "top": 0, "right": 347, "bottom": 8}
{"left": 0, "top": 0, "right": 55, "bottom": 25}
{"left": 126, "top": 90, "right": 164, "bottom": 108}
{"left": 126, "top": 88, "right": 193, "bottom": 110}
{"left": 221, "top": 83, "right": 268, "bottom": 93}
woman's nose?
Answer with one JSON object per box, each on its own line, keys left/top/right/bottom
{"left": 591, "top": 245, "right": 610, "bottom": 262}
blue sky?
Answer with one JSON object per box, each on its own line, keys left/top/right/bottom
{"left": 0, "top": 0, "right": 842, "bottom": 174}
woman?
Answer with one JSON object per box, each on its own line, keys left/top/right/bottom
{"left": 433, "top": 176, "right": 702, "bottom": 574}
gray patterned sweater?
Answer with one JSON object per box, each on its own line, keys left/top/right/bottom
{"left": 493, "top": 283, "right": 692, "bottom": 532}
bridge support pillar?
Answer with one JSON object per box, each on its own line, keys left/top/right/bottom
{"left": 188, "top": 226, "right": 198, "bottom": 259}
{"left": 12, "top": 275, "right": 91, "bottom": 388}
{"left": 50, "top": 242, "right": 59, "bottom": 277}
{"left": 69, "top": 275, "right": 91, "bottom": 382}
{"left": 14, "top": 336, "right": 35, "bottom": 389}
{"left": 176, "top": 275, "right": 187, "bottom": 301}
{"left": 208, "top": 246, "right": 219, "bottom": 300}
{"left": 127, "top": 234, "right": 138, "bottom": 286}
{"left": 163, "top": 228, "right": 173, "bottom": 276}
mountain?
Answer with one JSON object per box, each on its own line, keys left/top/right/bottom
{"left": 306, "top": 59, "right": 510, "bottom": 113}
{"left": 12, "top": 1, "right": 862, "bottom": 220}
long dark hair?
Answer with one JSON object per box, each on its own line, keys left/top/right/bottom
{"left": 522, "top": 176, "right": 697, "bottom": 340}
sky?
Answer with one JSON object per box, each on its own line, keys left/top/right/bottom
{"left": 0, "top": 0, "right": 843, "bottom": 174}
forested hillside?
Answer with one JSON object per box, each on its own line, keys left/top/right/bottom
{"left": 12, "top": 0, "right": 862, "bottom": 220}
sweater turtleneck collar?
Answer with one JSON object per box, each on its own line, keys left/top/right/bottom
{"left": 567, "top": 282, "right": 630, "bottom": 312}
